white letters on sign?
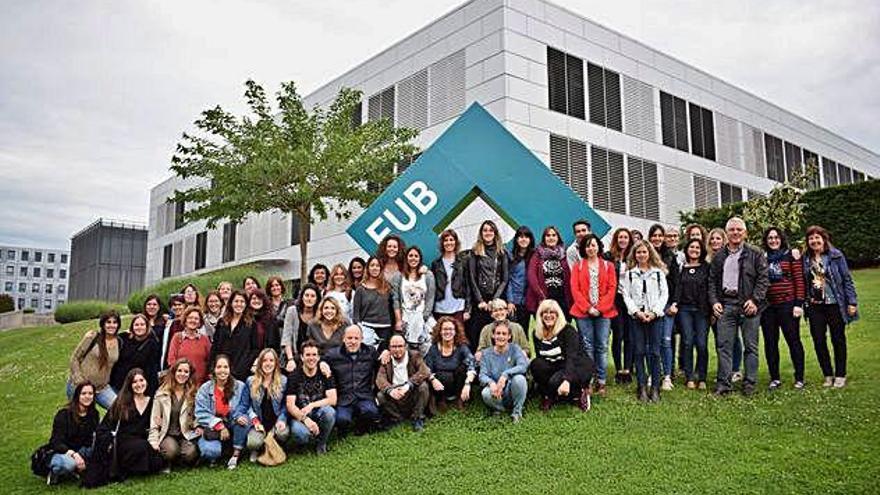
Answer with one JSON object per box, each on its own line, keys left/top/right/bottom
{"left": 366, "top": 181, "right": 438, "bottom": 244}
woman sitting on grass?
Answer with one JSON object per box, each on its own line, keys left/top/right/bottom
{"left": 194, "top": 355, "right": 247, "bottom": 469}
{"left": 44, "top": 381, "right": 100, "bottom": 485}
{"left": 149, "top": 358, "right": 200, "bottom": 472}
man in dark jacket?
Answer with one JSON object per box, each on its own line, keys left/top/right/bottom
{"left": 708, "top": 217, "right": 769, "bottom": 396}
{"left": 323, "top": 325, "right": 381, "bottom": 434}
{"left": 376, "top": 335, "right": 431, "bottom": 431}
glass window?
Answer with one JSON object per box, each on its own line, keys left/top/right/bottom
{"left": 48, "top": 253, "right": 55, "bottom": 263}
{"left": 18, "top": 282, "right": 26, "bottom": 292}
{"left": 31, "top": 298, "right": 38, "bottom": 308}
{"left": 47, "top": 268, "right": 54, "bottom": 278}
{"left": 60, "top": 269, "right": 67, "bottom": 279}
{"left": 58, "top": 284, "right": 66, "bottom": 294}
{"left": 34, "top": 251, "right": 42, "bottom": 262}
{"left": 44, "top": 299, "right": 53, "bottom": 310}
{"left": 61, "top": 254, "right": 68, "bottom": 264}
{"left": 4, "top": 281, "right": 12, "bottom": 292}
{"left": 20, "top": 267, "right": 27, "bottom": 277}
{"left": 33, "top": 267, "right": 41, "bottom": 278}
{"left": 46, "top": 284, "right": 53, "bottom": 294}
{"left": 32, "top": 283, "right": 40, "bottom": 293}
{"left": 5, "top": 265, "right": 12, "bottom": 275}
{"left": 57, "top": 299, "right": 65, "bottom": 306}
{"left": 17, "top": 298, "right": 24, "bottom": 309}
{"left": 7, "top": 250, "right": 15, "bottom": 260}
{"left": 21, "top": 251, "right": 29, "bottom": 262}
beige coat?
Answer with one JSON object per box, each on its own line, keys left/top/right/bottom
{"left": 69, "top": 330, "right": 118, "bottom": 391}
{"left": 148, "top": 388, "right": 197, "bottom": 448}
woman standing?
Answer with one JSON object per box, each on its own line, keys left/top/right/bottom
{"left": 424, "top": 317, "right": 475, "bottom": 411}
{"left": 604, "top": 228, "right": 633, "bottom": 384}
{"left": 526, "top": 226, "right": 572, "bottom": 322}
{"left": 167, "top": 307, "right": 212, "bottom": 385}
{"left": 211, "top": 291, "right": 258, "bottom": 381}
{"left": 325, "top": 264, "right": 354, "bottom": 321}
{"left": 266, "top": 277, "right": 293, "bottom": 334}
{"left": 44, "top": 381, "right": 99, "bottom": 485}
{"left": 194, "top": 355, "right": 247, "bottom": 468}
{"left": 648, "top": 224, "right": 679, "bottom": 391}
{"left": 466, "top": 220, "right": 509, "bottom": 351}
{"left": 202, "top": 290, "right": 224, "bottom": 341}
{"left": 68, "top": 311, "right": 121, "bottom": 409}
{"left": 671, "top": 239, "right": 711, "bottom": 390}
{"left": 243, "top": 276, "right": 261, "bottom": 296}
{"left": 182, "top": 283, "right": 202, "bottom": 309}
{"left": 110, "top": 314, "right": 160, "bottom": 396}
{"left": 621, "top": 241, "right": 668, "bottom": 403}
{"left": 348, "top": 257, "right": 366, "bottom": 290}
{"left": 148, "top": 359, "right": 199, "bottom": 470}
{"left": 143, "top": 295, "right": 167, "bottom": 342}
{"left": 431, "top": 229, "right": 469, "bottom": 325}
{"left": 377, "top": 235, "right": 405, "bottom": 283}
{"left": 232, "top": 349, "right": 289, "bottom": 467}
{"left": 506, "top": 226, "right": 535, "bottom": 333}
{"left": 570, "top": 234, "right": 617, "bottom": 396}
{"left": 804, "top": 226, "right": 858, "bottom": 388}
{"left": 392, "top": 246, "right": 436, "bottom": 354}
{"left": 307, "top": 264, "right": 330, "bottom": 292}
{"left": 217, "top": 282, "right": 234, "bottom": 308}
{"left": 282, "top": 283, "right": 321, "bottom": 371}
{"left": 352, "top": 256, "right": 394, "bottom": 350}
{"left": 307, "top": 297, "right": 347, "bottom": 353}
{"left": 159, "top": 295, "right": 186, "bottom": 372}
{"left": 531, "top": 299, "right": 593, "bottom": 412}
{"left": 761, "top": 227, "right": 806, "bottom": 390}
{"left": 250, "top": 288, "right": 280, "bottom": 354}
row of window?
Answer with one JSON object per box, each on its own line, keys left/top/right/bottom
{"left": 12, "top": 297, "right": 60, "bottom": 311}
{"left": 3, "top": 266, "right": 66, "bottom": 279}
{"left": 549, "top": 135, "right": 660, "bottom": 220}
{"left": 0, "top": 250, "right": 67, "bottom": 264}
{"left": 694, "top": 175, "right": 745, "bottom": 208}
{"left": 2, "top": 281, "right": 65, "bottom": 294}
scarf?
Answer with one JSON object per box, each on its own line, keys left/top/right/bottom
{"left": 536, "top": 244, "right": 565, "bottom": 260}
{"left": 766, "top": 249, "right": 787, "bottom": 284}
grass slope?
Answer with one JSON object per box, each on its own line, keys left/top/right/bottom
{"left": 1, "top": 270, "right": 879, "bottom": 494}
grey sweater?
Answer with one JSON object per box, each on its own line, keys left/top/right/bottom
{"left": 352, "top": 286, "right": 393, "bottom": 326}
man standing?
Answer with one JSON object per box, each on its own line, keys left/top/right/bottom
{"left": 286, "top": 340, "right": 337, "bottom": 454}
{"left": 376, "top": 335, "right": 431, "bottom": 432}
{"left": 323, "top": 325, "right": 382, "bottom": 434}
{"left": 566, "top": 219, "right": 591, "bottom": 268}
{"left": 479, "top": 322, "right": 529, "bottom": 422}
{"left": 708, "top": 217, "right": 769, "bottom": 396}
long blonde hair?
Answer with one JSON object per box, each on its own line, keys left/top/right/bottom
{"left": 534, "top": 299, "right": 567, "bottom": 340}
{"left": 626, "top": 240, "right": 667, "bottom": 274}
{"left": 158, "top": 358, "right": 197, "bottom": 405}
{"left": 472, "top": 220, "right": 505, "bottom": 257}
{"left": 250, "top": 348, "right": 284, "bottom": 401}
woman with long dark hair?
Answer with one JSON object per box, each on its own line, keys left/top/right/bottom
{"left": 307, "top": 297, "right": 347, "bottom": 353}
{"left": 250, "top": 288, "right": 280, "bottom": 354}
{"left": 527, "top": 225, "right": 572, "bottom": 323}
{"left": 110, "top": 314, "right": 160, "bottom": 396}
{"left": 352, "top": 256, "right": 394, "bottom": 350}
{"left": 431, "top": 229, "right": 469, "bottom": 325}
{"left": 392, "top": 246, "right": 436, "bottom": 354}
{"left": 194, "top": 355, "right": 247, "bottom": 468}
{"left": 671, "top": 239, "right": 711, "bottom": 390}
{"left": 148, "top": 359, "right": 199, "bottom": 470}
{"left": 211, "top": 290, "right": 259, "bottom": 381}
{"left": 507, "top": 226, "right": 535, "bottom": 333}
{"left": 466, "top": 220, "right": 509, "bottom": 351}
{"left": 266, "top": 276, "right": 293, "bottom": 334}
{"left": 68, "top": 310, "right": 121, "bottom": 409}
{"left": 243, "top": 276, "right": 262, "bottom": 296}
{"left": 804, "top": 226, "right": 858, "bottom": 388}
{"left": 45, "top": 381, "right": 99, "bottom": 485}
{"left": 282, "top": 283, "right": 321, "bottom": 371}
{"left": 307, "top": 264, "right": 330, "bottom": 292}
{"left": 604, "top": 227, "right": 633, "bottom": 384}
{"left": 143, "top": 295, "right": 167, "bottom": 342}
{"left": 348, "top": 257, "right": 366, "bottom": 290}
{"left": 377, "top": 235, "right": 406, "bottom": 283}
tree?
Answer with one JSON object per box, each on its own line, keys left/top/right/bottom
{"left": 170, "top": 80, "right": 419, "bottom": 282}
{"left": 741, "top": 157, "right": 819, "bottom": 245}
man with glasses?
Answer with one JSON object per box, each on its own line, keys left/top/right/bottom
{"left": 376, "top": 335, "right": 431, "bottom": 432}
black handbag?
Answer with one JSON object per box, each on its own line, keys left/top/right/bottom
{"left": 30, "top": 443, "right": 54, "bottom": 477}
{"left": 108, "top": 421, "right": 121, "bottom": 480}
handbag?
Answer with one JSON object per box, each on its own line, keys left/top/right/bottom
{"left": 256, "top": 431, "right": 286, "bottom": 466}
{"left": 108, "top": 421, "right": 121, "bottom": 480}
{"left": 30, "top": 443, "right": 54, "bottom": 477}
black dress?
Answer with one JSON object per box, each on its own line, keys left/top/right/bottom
{"left": 113, "top": 398, "right": 164, "bottom": 475}
{"left": 211, "top": 319, "right": 259, "bottom": 381}
{"left": 109, "top": 333, "right": 160, "bottom": 395}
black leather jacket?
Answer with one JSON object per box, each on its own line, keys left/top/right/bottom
{"left": 466, "top": 245, "right": 509, "bottom": 305}
{"left": 431, "top": 253, "right": 469, "bottom": 303}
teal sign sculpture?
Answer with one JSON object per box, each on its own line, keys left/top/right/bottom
{"left": 347, "top": 103, "right": 610, "bottom": 255}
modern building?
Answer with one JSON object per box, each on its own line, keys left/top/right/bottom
{"left": 145, "top": 0, "right": 879, "bottom": 286}
{"left": 69, "top": 219, "right": 148, "bottom": 303}
{"left": 0, "top": 244, "right": 70, "bottom": 313}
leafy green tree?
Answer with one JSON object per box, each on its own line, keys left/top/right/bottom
{"left": 742, "top": 157, "right": 819, "bottom": 245}
{"left": 170, "top": 80, "right": 419, "bottom": 281}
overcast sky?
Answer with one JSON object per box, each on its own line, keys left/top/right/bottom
{"left": 1, "top": 0, "right": 878, "bottom": 249}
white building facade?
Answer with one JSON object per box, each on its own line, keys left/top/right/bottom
{"left": 145, "top": 0, "right": 880, "bottom": 286}
{"left": 0, "top": 245, "right": 70, "bottom": 313}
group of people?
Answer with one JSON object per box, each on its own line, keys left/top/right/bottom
{"left": 39, "top": 216, "right": 859, "bottom": 487}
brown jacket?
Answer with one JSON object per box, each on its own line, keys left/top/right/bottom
{"left": 375, "top": 350, "right": 430, "bottom": 393}
{"left": 69, "top": 330, "right": 119, "bottom": 392}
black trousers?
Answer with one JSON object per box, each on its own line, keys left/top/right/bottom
{"left": 432, "top": 365, "right": 468, "bottom": 402}
{"left": 529, "top": 358, "right": 590, "bottom": 400}
{"left": 808, "top": 304, "right": 847, "bottom": 377}
{"left": 610, "top": 297, "right": 632, "bottom": 373}
{"left": 466, "top": 307, "right": 493, "bottom": 353}
{"left": 761, "top": 302, "right": 805, "bottom": 382}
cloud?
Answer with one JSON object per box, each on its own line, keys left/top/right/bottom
{"left": 1, "top": 0, "right": 877, "bottom": 250}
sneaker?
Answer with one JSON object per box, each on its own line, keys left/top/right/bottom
{"left": 686, "top": 381, "right": 696, "bottom": 390}
{"left": 698, "top": 381, "right": 707, "bottom": 390}
{"left": 227, "top": 455, "right": 239, "bottom": 470}
{"left": 161, "top": 466, "right": 172, "bottom": 474}
{"left": 316, "top": 444, "right": 328, "bottom": 455}
{"left": 540, "top": 397, "right": 554, "bottom": 412}
{"left": 47, "top": 472, "right": 59, "bottom": 486}
{"left": 511, "top": 413, "right": 522, "bottom": 423}
{"left": 822, "top": 376, "right": 834, "bottom": 387}
{"left": 742, "top": 383, "right": 755, "bottom": 397}
{"left": 249, "top": 450, "right": 259, "bottom": 463}
{"left": 731, "top": 372, "right": 743, "bottom": 383}
{"left": 412, "top": 418, "right": 425, "bottom": 432}
{"left": 794, "top": 381, "right": 805, "bottom": 390}
{"left": 661, "top": 375, "right": 674, "bottom": 391}
{"left": 833, "top": 377, "right": 847, "bottom": 388}
{"left": 768, "top": 380, "right": 782, "bottom": 390}
{"left": 579, "top": 388, "right": 592, "bottom": 412}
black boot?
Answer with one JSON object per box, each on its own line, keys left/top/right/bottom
{"left": 637, "top": 386, "right": 649, "bottom": 403}
{"left": 650, "top": 387, "right": 660, "bottom": 403}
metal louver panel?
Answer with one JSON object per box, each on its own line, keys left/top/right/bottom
{"left": 714, "top": 113, "right": 737, "bottom": 168}
{"left": 368, "top": 93, "right": 383, "bottom": 122}
{"left": 587, "top": 63, "right": 605, "bottom": 127}
{"left": 750, "top": 127, "right": 766, "bottom": 176}
{"left": 566, "top": 54, "right": 585, "bottom": 119}
{"left": 628, "top": 157, "right": 645, "bottom": 218}
{"left": 643, "top": 161, "right": 659, "bottom": 220}
{"left": 591, "top": 146, "right": 609, "bottom": 210}
{"left": 547, "top": 47, "right": 567, "bottom": 114}
{"left": 693, "top": 175, "right": 719, "bottom": 209}
{"left": 569, "top": 139, "right": 588, "bottom": 202}
{"left": 381, "top": 87, "right": 395, "bottom": 123}
{"left": 351, "top": 101, "right": 362, "bottom": 128}
{"left": 549, "top": 134, "right": 569, "bottom": 183}
{"left": 605, "top": 69, "right": 622, "bottom": 131}
{"left": 608, "top": 150, "right": 626, "bottom": 214}
{"left": 660, "top": 165, "right": 690, "bottom": 223}
{"left": 429, "top": 50, "right": 466, "bottom": 125}
{"left": 623, "top": 75, "right": 655, "bottom": 141}
{"left": 397, "top": 69, "right": 428, "bottom": 130}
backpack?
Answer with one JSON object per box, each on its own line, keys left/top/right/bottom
{"left": 30, "top": 443, "right": 54, "bottom": 477}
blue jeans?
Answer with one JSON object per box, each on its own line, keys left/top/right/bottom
{"left": 480, "top": 374, "right": 528, "bottom": 416}
{"left": 576, "top": 316, "right": 610, "bottom": 384}
{"left": 631, "top": 317, "right": 662, "bottom": 388}
{"left": 66, "top": 380, "right": 116, "bottom": 410}
{"left": 290, "top": 405, "right": 336, "bottom": 448}
{"left": 49, "top": 447, "right": 93, "bottom": 477}
{"left": 677, "top": 305, "right": 709, "bottom": 382}
{"left": 661, "top": 307, "right": 676, "bottom": 377}
{"left": 198, "top": 420, "right": 249, "bottom": 460}
{"left": 335, "top": 399, "right": 381, "bottom": 433}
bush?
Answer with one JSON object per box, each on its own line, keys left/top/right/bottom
{"left": 55, "top": 300, "right": 130, "bottom": 324}
{"left": 679, "top": 201, "right": 746, "bottom": 231}
{"left": 803, "top": 179, "right": 880, "bottom": 268}
{"left": 127, "top": 263, "right": 277, "bottom": 314}
{"left": 0, "top": 294, "right": 13, "bottom": 314}
{"left": 22, "top": 308, "right": 35, "bottom": 314}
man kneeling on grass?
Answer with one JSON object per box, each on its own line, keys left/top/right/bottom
{"left": 376, "top": 335, "right": 431, "bottom": 432}
{"left": 286, "top": 340, "right": 337, "bottom": 455}
{"left": 479, "top": 322, "right": 529, "bottom": 423}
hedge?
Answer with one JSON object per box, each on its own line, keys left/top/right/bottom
{"left": 126, "top": 263, "right": 276, "bottom": 314}
{"left": 680, "top": 179, "right": 879, "bottom": 267}
{"left": 55, "top": 300, "right": 131, "bottom": 324}
{"left": 0, "top": 294, "right": 13, "bottom": 314}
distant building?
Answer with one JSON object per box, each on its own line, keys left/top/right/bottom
{"left": 69, "top": 219, "right": 148, "bottom": 303}
{"left": 0, "top": 244, "right": 70, "bottom": 313}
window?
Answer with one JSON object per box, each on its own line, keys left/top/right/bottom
{"left": 18, "top": 283, "right": 25, "bottom": 293}
{"left": 61, "top": 254, "right": 68, "bottom": 264}
{"left": 549, "top": 135, "right": 588, "bottom": 202}
{"left": 587, "top": 62, "right": 621, "bottom": 130}
{"left": 34, "top": 251, "right": 42, "bottom": 262}
{"left": 547, "top": 47, "right": 585, "bottom": 120}
{"left": 291, "top": 215, "right": 312, "bottom": 247}
{"left": 31, "top": 298, "right": 38, "bottom": 308}
{"left": 58, "top": 284, "right": 66, "bottom": 294}
{"left": 195, "top": 231, "right": 208, "bottom": 270}
{"left": 174, "top": 200, "right": 186, "bottom": 230}
{"left": 590, "top": 145, "right": 626, "bottom": 214}
{"left": 764, "top": 134, "right": 785, "bottom": 182}
{"left": 837, "top": 163, "right": 852, "bottom": 185}
{"left": 33, "top": 267, "right": 40, "bottom": 278}
{"left": 626, "top": 156, "right": 659, "bottom": 220}
{"left": 7, "top": 250, "right": 15, "bottom": 260}
{"left": 367, "top": 86, "right": 395, "bottom": 124}
{"left": 162, "top": 244, "right": 173, "bottom": 278}
{"left": 784, "top": 141, "right": 802, "bottom": 181}
{"left": 21, "top": 250, "right": 29, "bottom": 262}
{"left": 351, "top": 100, "right": 362, "bottom": 128}
{"left": 32, "top": 283, "right": 40, "bottom": 293}
{"left": 693, "top": 175, "right": 720, "bottom": 209}
{"left": 803, "top": 149, "right": 820, "bottom": 189}
{"left": 853, "top": 170, "right": 865, "bottom": 183}
{"left": 20, "top": 267, "right": 27, "bottom": 277}
{"left": 44, "top": 299, "right": 52, "bottom": 310}
{"left": 5, "top": 265, "right": 12, "bottom": 276}
{"left": 822, "top": 157, "right": 838, "bottom": 187}
{"left": 720, "top": 182, "right": 743, "bottom": 205}
{"left": 47, "top": 268, "right": 54, "bottom": 279}
{"left": 4, "top": 281, "right": 11, "bottom": 292}
{"left": 59, "top": 269, "right": 66, "bottom": 279}
{"left": 57, "top": 299, "right": 65, "bottom": 306}
{"left": 222, "top": 222, "right": 237, "bottom": 263}
{"left": 45, "top": 284, "right": 52, "bottom": 294}
{"left": 48, "top": 253, "right": 55, "bottom": 263}
{"left": 688, "top": 103, "right": 716, "bottom": 161}
{"left": 660, "top": 91, "right": 689, "bottom": 152}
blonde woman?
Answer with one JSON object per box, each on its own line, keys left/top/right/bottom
{"left": 466, "top": 220, "right": 509, "bottom": 351}
{"left": 306, "top": 297, "right": 347, "bottom": 353}
{"left": 530, "top": 299, "right": 593, "bottom": 412}
{"left": 149, "top": 358, "right": 199, "bottom": 471}
{"left": 232, "top": 349, "right": 289, "bottom": 467}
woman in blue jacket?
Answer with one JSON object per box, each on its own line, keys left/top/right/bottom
{"left": 803, "top": 226, "right": 858, "bottom": 388}
{"left": 234, "top": 348, "right": 289, "bottom": 466}
{"left": 194, "top": 355, "right": 246, "bottom": 468}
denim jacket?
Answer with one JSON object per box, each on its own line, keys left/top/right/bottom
{"left": 235, "top": 375, "right": 289, "bottom": 425}
{"left": 194, "top": 378, "right": 245, "bottom": 429}
{"left": 803, "top": 248, "right": 859, "bottom": 324}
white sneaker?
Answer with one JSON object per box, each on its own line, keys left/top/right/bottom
{"left": 794, "top": 381, "right": 805, "bottom": 390}
{"left": 661, "top": 375, "right": 674, "bottom": 391}
{"left": 833, "top": 377, "right": 847, "bottom": 388}
{"left": 249, "top": 450, "right": 259, "bottom": 463}
{"left": 768, "top": 380, "right": 782, "bottom": 390}
{"left": 822, "top": 376, "right": 834, "bottom": 387}
{"left": 731, "top": 372, "right": 743, "bottom": 383}
{"left": 226, "top": 456, "right": 239, "bottom": 470}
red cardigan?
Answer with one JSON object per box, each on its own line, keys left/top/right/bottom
{"left": 570, "top": 257, "right": 619, "bottom": 319}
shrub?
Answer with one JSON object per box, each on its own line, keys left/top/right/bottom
{"left": 0, "top": 294, "right": 13, "bottom": 314}
{"left": 22, "top": 308, "right": 35, "bottom": 314}
{"left": 126, "top": 263, "right": 277, "bottom": 314}
{"left": 679, "top": 201, "right": 746, "bottom": 232}
{"left": 54, "top": 300, "right": 130, "bottom": 324}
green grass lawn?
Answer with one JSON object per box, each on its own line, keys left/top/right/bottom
{"left": 2, "top": 270, "right": 879, "bottom": 494}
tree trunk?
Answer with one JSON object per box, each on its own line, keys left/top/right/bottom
{"left": 296, "top": 208, "right": 311, "bottom": 284}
